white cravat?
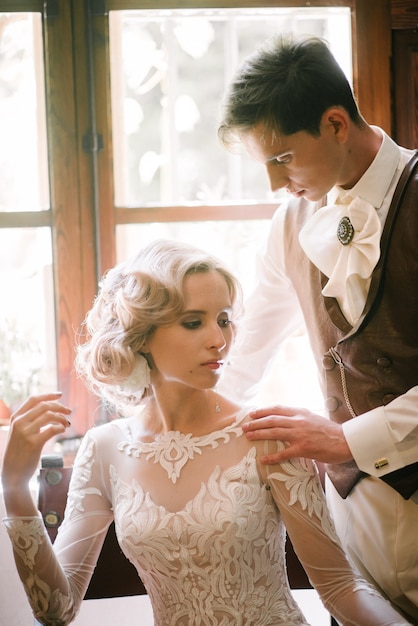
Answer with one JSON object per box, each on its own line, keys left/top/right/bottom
{"left": 299, "top": 193, "right": 382, "bottom": 325}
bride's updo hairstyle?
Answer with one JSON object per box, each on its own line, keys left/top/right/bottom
{"left": 75, "top": 239, "right": 241, "bottom": 409}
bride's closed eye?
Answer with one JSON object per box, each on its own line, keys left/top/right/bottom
{"left": 181, "top": 319, "right": 202, "bottom": 329}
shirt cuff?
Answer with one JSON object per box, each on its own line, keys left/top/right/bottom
{"left": 342, "top": 406, "right": 404, "bottom": 477}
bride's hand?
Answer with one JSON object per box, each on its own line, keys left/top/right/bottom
{"left": 1, "top": 393, "right": 72, "bottom": 491}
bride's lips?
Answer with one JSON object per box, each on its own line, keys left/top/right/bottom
{"left": 202, "top": 360, "right": 224, "bottom": 370}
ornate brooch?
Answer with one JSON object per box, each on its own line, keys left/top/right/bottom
{"left": 337, "top": 216, "right": 354, "bottom": 245}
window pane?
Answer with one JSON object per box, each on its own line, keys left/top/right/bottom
{"left": 116, "top": 220, "right": 271, "bottom": 296}
{"left": 0, "top": 228, "right": 56, "bottom": 414}
{"left": 0, "top": 12, "right": 49, "bottom": 212}
{"left": 110, "top": 7, "right": 351, "bottom": 207}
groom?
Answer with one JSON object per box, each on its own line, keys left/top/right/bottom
{"left": 218, "top": 35, "right": 418, "bottom": 622}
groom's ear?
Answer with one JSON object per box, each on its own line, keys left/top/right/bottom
{"left": 322, "top": 108, "right": 350, "bottom": 144}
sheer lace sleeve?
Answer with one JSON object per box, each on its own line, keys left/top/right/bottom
{"left": 257, "top": 440, "right": 411, "bottom": 626}
{"left": 3, "top": 430, "right": 113, "bottom": 625}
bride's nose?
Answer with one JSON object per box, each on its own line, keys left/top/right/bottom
{"left": 207, "top": 324, "right": 227, "bottom": 350}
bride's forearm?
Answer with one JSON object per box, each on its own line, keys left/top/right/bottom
{"left": 1, "top": 480, "right": 39, "bottom": 517}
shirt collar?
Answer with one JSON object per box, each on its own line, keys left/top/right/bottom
{"left": 328, "top": 127, "right": 401, "bottom": 210}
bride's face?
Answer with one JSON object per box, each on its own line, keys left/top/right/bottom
{"left": 146, "top": 270, "right": 234, "bottom": 391}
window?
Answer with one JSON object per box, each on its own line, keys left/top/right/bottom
{"left": 111, "top": 7, "right": 351, "bottom": 206}
{"left": 0, "top": 10, "right": 55, "bottom": 417}
{"left": 109, "top": 5, "right": 350, "bottom": 408}
{"left": 108, "top": 5, "right": 351, "bottom": 301}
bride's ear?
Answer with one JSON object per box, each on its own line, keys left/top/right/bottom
{"left": 141, "top": 351, "right": 154, "bottom": 370}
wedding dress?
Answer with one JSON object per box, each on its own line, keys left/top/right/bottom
{"left": 4, "top": 409, "right": 406, "bottom": 625}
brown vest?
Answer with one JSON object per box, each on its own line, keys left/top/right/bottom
{"left": 283, "top": 151, "right": 418, "bottom": 499}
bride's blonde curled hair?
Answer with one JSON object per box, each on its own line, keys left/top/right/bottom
{"left": 75, "top": 239, "right": 241, "bottom": 409}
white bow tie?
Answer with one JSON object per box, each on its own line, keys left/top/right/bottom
{"left": 299, "top": 195, "right": 382, "bottom": 325}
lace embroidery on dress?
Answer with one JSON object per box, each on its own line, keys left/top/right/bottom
{"left": 263, "top": 439, "right": 335, "bottom": 536}
{"left": 110, "top": 447, "right": 310, "bottom": 626}
{"left": 4, "top": 516, "right": 45, "bottom": 568}
{"left": 29, "top": 584, "right": 74, "bottom": 626}
{"left": 65, "top": 434, "right": 102, "bottom": 519}
{"left": 265, "top": 443, "right": 382, "bottom": 601}
{"left": 117, "top": 419, "right": 243, "bottom": 483}
{"left": 4, "top": 517, "right": 74, "bottom": 626}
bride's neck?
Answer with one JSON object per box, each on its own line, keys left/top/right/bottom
{"left": 144, "top": 389, "right": 238, "bottom": 435}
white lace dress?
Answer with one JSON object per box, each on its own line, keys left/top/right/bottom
{"left": 3, "top": 409, "right": 407, "bottom": 625}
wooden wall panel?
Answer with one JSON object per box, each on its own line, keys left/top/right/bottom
{"left": 352, "top": 0, "right": 392, "bottom": 133}
{"left": 392, "top": 29, "right": 418, "bottom": 149}
{"left": 391, "top": 0, "right": 418, "bottom": 29}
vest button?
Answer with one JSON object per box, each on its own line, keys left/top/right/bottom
{"left": 382, "top": 393, "right": 396, "bottom": 405}
{"left": 45, "top": 469, "right": 63, "bottom": 486}
{"left": 376, "top": 357, "right": 391, "bottom": 368}
{"left": 323, "top": 355, "right": 335, "bottom": 371}
{"left": 326, "top": 397, "right": 341, "bottom": 412}
{"left": 43, "top": 511, "right": 61, "bottom": 528}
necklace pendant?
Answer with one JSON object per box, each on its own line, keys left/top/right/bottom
{"left": 337, "top": 216, "right": 354, "bottom": 245}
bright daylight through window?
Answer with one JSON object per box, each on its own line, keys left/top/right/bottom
{"left": 0, "top": 12, "right": 55, "bottom": 422}
{"left": 110, "top": 6, "right": 351, "bottom": 410}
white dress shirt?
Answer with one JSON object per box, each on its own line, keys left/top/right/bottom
{"left": 220, "top": 129, "right": 417, "bottom": 479}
